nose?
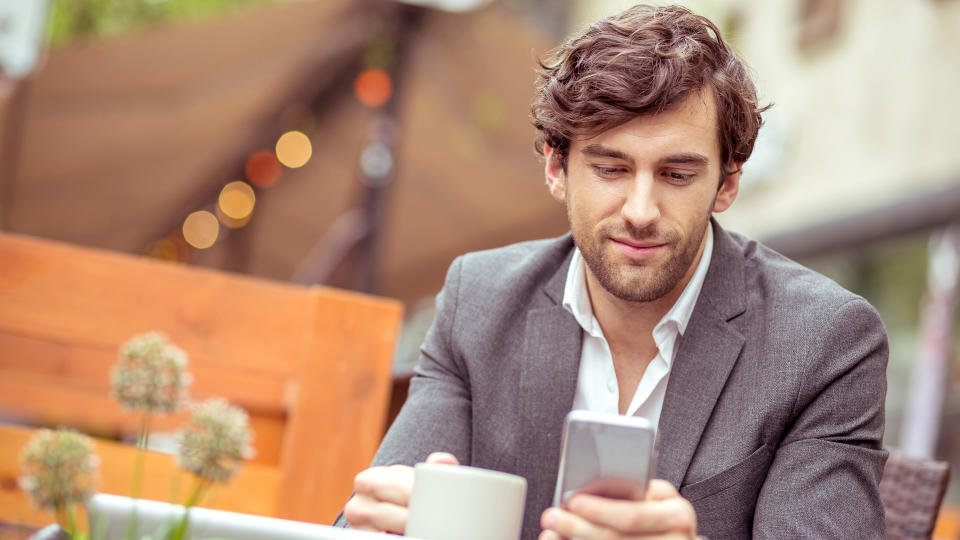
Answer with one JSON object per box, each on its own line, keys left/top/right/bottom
{"left": 621, "top": 173, "right": 660, "bottom": 229}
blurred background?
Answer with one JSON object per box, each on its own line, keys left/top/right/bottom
{"left": 1, "top": 0, "right": 958, "bottom": 535}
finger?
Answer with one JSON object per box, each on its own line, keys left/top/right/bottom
{"left": 538, "top": 530, "right": 565, "bottom": 540}
{"left": 646, "top": 480, "right": 680, "bottom": 501}
{"left": 542, "top": 507, "right": 613, "bottom": 540}
{"left": 567, "top": 494, "right": 695, "bottom": 535}
{"left": 343, "top": 494, "right": 409, "bottom": 533}
{"left": 353, "top": 465, "right": 415, "bottom": 506}
{"left": 426, "top": 452, "right": 459, "bottom": 465}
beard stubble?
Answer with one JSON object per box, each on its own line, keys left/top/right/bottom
{"left": 572, "top": 213, "right": 710, "bottom": 303}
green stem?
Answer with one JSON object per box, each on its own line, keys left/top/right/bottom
{"left": 131, "top": 412, "right": 152, "bottom": 499}
{"left": 125, "top": 412, "right": 152, "bottom": 540}
{"left": 169, "top": 476, "right": 209, "bottom": 540}
{"left": 66, "top": 503, "right": 86, "bottom": 540}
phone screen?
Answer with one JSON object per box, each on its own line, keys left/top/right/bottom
{"left": 554, "top": 411, "right": 655, "bottom": 505}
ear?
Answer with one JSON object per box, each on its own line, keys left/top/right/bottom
{"left": 713, "top": 163, "right": 742, "bottom": 213}
{"left": 543, "top": 145, "right": 566, "bottom": 202}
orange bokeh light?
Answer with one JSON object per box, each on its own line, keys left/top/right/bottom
{"left": 275, "top": 131, "right": 312, "bottom": 169}
{"left": 354, "top": 68, "right": 393, "bottom": 108}
{"left": 245, "top": 150, "right": 282, "bottom": 188}
{"left": 148, "top": 237, "right": 182, "bottom": 262}
{"left": 218, "top": 181, "right": 256, "bottom": 221}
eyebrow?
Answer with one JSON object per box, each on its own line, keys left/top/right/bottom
{"left": 580, "top": 145, "right": 710, "bottom": 168}
{"left": 580, "top": 144, "right": 635, "bottom": 166}
{"left": 662, "top": 153, "right": 710, "bottom": 167}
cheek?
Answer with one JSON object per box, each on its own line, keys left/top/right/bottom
{"left": 569, "top": 182, "right": 623, "bottom": 218}
{"left": 567, "top": 194, "right": 612, "bottom": 233}
{"left": 662, "top": 192, "right": 716, "bottom": 231}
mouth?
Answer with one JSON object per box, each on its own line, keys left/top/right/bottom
{"left": 610, "top": 237, "right": 667, "bottom": 259}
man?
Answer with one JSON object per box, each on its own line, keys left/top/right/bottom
{"left": 339, "top": 4, "right": 888, "bottom": 539}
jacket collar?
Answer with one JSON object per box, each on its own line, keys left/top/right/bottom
{"left": 655, "top": 219, "right": 747, "bottom": 487}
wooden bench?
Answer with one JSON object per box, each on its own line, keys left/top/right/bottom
{"left": 0, "top": 232, "right": 402, "bottom": 527}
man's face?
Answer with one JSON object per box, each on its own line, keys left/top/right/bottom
{"left": 544, "top": 88, "right": 740, "bottom": 304}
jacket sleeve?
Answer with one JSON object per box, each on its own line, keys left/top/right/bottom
{"left": 752, "top": 297, "right": 889, "bottom": 538}
{"left": 334, "top": 256, "right": 474, "bottom": 526}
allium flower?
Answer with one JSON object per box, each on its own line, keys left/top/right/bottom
{"left": 19, "top": 428, "right": 99, "bottom": 511}
{"left": 111, "top": 331, "right": 191, "bottom": 413}
{"left": 177, "top": 398, "right": 254, "bottom": 483}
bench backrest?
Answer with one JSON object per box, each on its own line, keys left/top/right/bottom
{"left": 0, "top": 232, "right": 402, "bottom": 527}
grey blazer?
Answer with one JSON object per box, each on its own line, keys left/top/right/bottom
{"left": 347, "top": 222, "right": 888, "bottom": 539}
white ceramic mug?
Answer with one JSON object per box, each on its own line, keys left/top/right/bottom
{"left": 405, "top": 463, "right": 527, "bottom": 540}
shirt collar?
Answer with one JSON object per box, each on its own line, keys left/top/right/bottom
{"left": 561, "top": 224, "right": 714, "bottom": 338}
{"left": 661, "top": 224, "right": 713, "bottom": 335}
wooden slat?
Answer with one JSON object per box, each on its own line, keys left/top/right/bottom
{"left": 0, "top": 373, "right": 285, "bottom": 466}
{"left": 0, "top": 424, "right": 280, "bottom": 528}
{"left": 0, "top": 330, "right": 290, "bottom": 415}
{"left": 933, "top": 504, "right": 960, "bottom": 539}
{"left": 277, "top": 287, "right": 401, "bottom": 523}
{"left": 0, "top": 233, "right": 309, "bottom": 376}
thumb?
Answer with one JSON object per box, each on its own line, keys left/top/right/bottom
{"left": 425, "top": 452, "right": 459, "bottom": 465}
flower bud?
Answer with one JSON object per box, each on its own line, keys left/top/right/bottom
{"left": 19, "top": 428, "right": 99, "bottom": 511}
{"left": 177, "top": 398, "right": 254, "bottom": 483}
{"left": 111, "top": 331, "right": 191, "bottom": 413}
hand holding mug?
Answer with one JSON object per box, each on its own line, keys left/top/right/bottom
{"left": 344, "top": 451, "right": 459, "bottom": 533}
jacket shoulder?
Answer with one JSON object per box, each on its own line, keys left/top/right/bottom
{"left": 455, "top": 234, "right": 573, "bottom": 298}
{"left": 726, "top": 229, "right": 871, "bottom": 312}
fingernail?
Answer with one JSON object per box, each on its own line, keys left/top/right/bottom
{"left": 542, "top": 509, "right": 557, "bottom": 528}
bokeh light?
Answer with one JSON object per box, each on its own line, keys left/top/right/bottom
{"left": 361, "top": 142, "right": 393, "bottom": 184}
{"left": 245, "top": 150, "right": 282, "bottom": 188}
{"left": 354, "top": 68, "right": 393, "bottom": 108}
{"left": 216, "top": 208, "right": 250, "bottom": 230}
{"left": 148, "top": 236, "right": 183, "bottom": 262}
{"left": 218, "top": 181, "right": 256, "bottom": 221}
{"left": 275, "top": 131, "right": 312, "bottom": 169}
{"left": 182, "top": 210, "right": 219, "bottom": 249}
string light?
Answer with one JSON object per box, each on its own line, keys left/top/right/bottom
{"left": 148, "top": 237, "right": 182, "bottom": 262}
{"left": 275, "top": 131, "right": 312, "bottom": 168}
{"left": 245, "top": 150, "right": 282, "bottom": 188}
{"left": 354, "top": 68, "right": 393, "bottom": 107}
{"left": 182, "top": 211, "right": 219, "bottom": 249}
{"left": 361, "top": 143, "right": 393, "bottom": 185}
{"left": 218, "top": 181, "right": 256, "bottom": 220}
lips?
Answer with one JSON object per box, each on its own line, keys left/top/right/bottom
{"left": 611, "top": 237, "right": 666, "bottom": 249}
{"left": 610, "top": 237, "right": 668, "bottom": 260}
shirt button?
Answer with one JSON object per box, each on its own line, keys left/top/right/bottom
{"left": 607, "top": 380, "right": 616, "bottom": 393}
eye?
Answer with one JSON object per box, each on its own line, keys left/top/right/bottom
{"left": 663, "top": 171, "right": 694, "bottom": 185}
{"left": 593, "top": 166, "right": 626, "bottom": 179}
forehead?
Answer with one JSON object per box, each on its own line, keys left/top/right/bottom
{"left": 572, "top": 88, "right": 721, "bottom": 162}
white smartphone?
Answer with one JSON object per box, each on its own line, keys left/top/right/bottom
{"left": 553, "top": 410, "right": 656, "bottom": 506}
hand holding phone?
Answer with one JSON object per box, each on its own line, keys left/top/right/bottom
{"left": 553, "top": 410, "right": 656, "bottom": 506}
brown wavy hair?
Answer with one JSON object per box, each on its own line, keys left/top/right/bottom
{"left": 531, "top": 4, "right": 768, "bottom": 173}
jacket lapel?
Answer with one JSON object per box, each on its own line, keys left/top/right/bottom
{"left": 656, "top": 221, "right": 747, "bottom": 488}
{"left": 516, "top": 248, "right": 581, "bottom": 530}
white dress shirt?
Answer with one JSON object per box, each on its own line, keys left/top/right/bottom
{"left": 562, "top": 226, "right": 714, "bottom": 429}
